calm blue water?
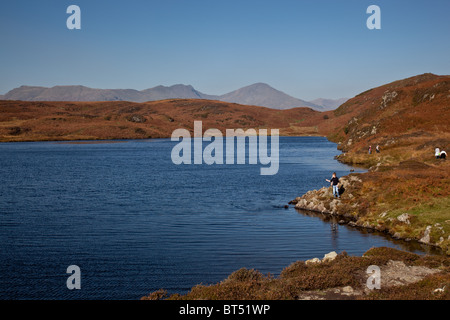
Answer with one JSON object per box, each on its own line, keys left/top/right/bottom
{"left": 0, "top": 136, "right": 436, "bottom": 300}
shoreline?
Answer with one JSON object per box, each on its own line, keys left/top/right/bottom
{"left": 0, "top": 132, "right": 324, "bottom": 144}
{"left": 289, "top": 157, "right": 449, "bottom": 255}
{"left": 294, "top": 207, "right": 444, "bottom": 255}
{"left": 142, "top": 246, "right": 450, "bottom": 300}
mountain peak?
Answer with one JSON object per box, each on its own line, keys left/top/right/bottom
{"left": 1, "top": 83, "right": 344, "bottom": 111}
{"left": 239, "top": 83, "right": 279, "bottom": 92}
{"left": 247, "top": 82, "right": 272, "bottom": 87}
{"left": 219, "top": 83, "right": 323, "bottom": 110}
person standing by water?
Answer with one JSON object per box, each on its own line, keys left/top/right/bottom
{"left": 326, "top": 172, "right": 340, "bottom": 198}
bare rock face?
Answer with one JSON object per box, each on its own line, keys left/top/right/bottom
{"left": 380, "top": 90, "right": 398, "bottom": 109}
{"left": 127, "top": 114, "right": 146, "bottom": 123}
{"left": 380, "top": 260, "right": 439, "bottom": 287}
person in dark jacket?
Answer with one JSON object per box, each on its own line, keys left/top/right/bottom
{"left": 326, "top": 172, "right": 340, "bottom": 198}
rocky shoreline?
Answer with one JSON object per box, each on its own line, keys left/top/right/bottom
{"left": 288, "top": 172, "right": 448, "bottom": 254}
{"left": 143, "top": 246, "right": 450, "bottom": 300}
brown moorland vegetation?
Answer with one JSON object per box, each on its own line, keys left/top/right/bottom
{"left": 141, "top": 247, "right": 450, "bottom": 300}
{"left": 0, "top": 99, "right": 327, "bottom": 142}
{"left": 329, "top": 73, "right": 450, "bottom": 164}
{"left": 1, "top": 73, "right": 447, "bottom": 150}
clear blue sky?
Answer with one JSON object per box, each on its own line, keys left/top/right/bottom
{"left": 1, "top": 0, "right": 449, "bottom": 100}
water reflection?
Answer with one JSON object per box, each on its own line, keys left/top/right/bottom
{"left": 294, "top": 208, "right": 443, "bottom": 256}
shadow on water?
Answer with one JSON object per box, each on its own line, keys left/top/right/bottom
{"left": 294, "top": 208, "right": 444, "bottom": 256}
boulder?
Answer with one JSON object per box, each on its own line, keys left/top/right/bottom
{"left": 397, "top": 213, "right": 411, "bottom": 225}
{"left": 127, "top": 114, "right": 146, "bottom": 123}
{"left": 294, "top": 199, "right": 308, "bottom": 209}
{"left": 349, "top": 175, "right": 362, "bottom": 183}
{"left": 342, "top": 286, "right": 354, "bottom": 294}
{"left": 305, "top": 258, "right": 321, "bottom": 265}
{"left": 420, "top": 225, "right": 432, "bottom": 244}
{"left": 329, "top": 199, "right": 339, "bottom": 213}
{"left": 322, "top": 251, "right": 338, "bottom": 262}
{"left": 316, "top": 203, "right": 326, "bottom": 213}
{"left": 392, "top": 232, "right": 402, "bottom": 239}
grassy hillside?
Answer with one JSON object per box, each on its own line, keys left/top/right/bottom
{"left": 328, "top": 73, "right": 450, "bottom": 166}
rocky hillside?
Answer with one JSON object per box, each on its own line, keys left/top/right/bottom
{"left": 327, "top": 73, "right": 450, "bottom": 166}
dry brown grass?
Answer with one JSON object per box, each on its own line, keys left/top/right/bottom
{"left": 141, "top": 247, "right": 450, "bottom": 300}
{"left": 0, "top": 99, "right": 328, "bottom": 142}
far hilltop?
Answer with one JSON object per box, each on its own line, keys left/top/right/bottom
{"left": 0, "top": 83, "right": 347, "bottom": 112}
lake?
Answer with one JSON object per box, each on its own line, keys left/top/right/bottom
{"left": 0, "top": 136, "right": 437, "bottom": 299}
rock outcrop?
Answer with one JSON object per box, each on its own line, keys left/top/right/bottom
{"left": 290, "top": 175, "right": 362, "bottom": 220}
{"left": 305, "top": 251, "right": 338, "bottom": 265}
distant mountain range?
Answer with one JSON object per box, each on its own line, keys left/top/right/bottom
{"left": 309, "top": 97, "right": 350, "bottom": 110}
{"left": 0, "top": 83, "right": 348, "bottom": 111}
